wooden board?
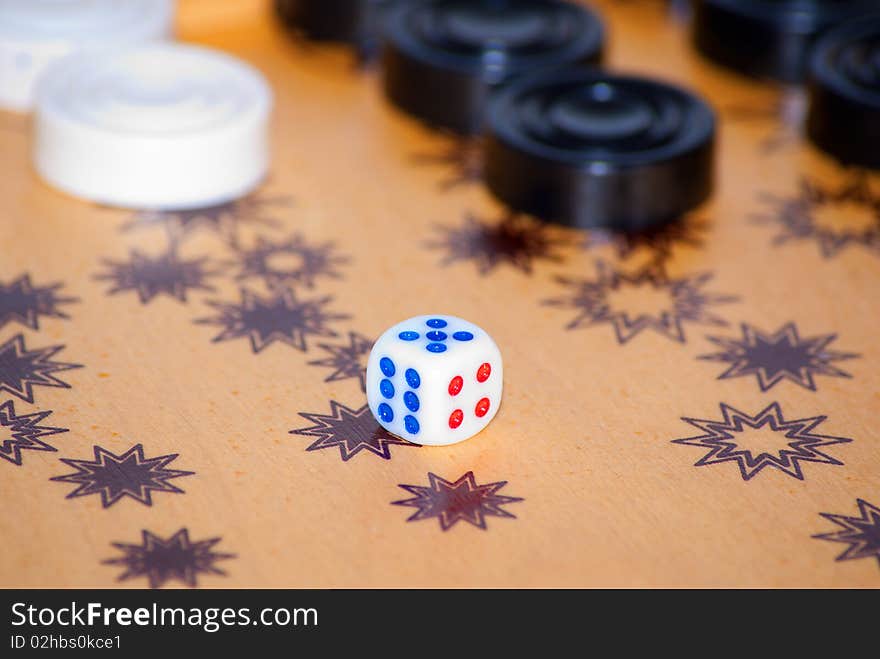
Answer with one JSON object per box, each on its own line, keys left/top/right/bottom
{"left": 1, "top": 0, "right": 878, "bottom": 588}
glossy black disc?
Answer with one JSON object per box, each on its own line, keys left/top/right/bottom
{"left": 382, "top": 0, "right": 605, "bottom": 134}
{"left": 808, "top": 16, "right": 880, "bottom": 168}
{"left": 692, "top": 0, "right": 879, "bottom": 83}
{"left": 485, "top": 70, "right": 716, "bottom": 231}
{"left": 274, "top": 0, "right": 391, "bottom": 52}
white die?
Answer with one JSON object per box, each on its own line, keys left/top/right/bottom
{"left": 366, "top": 314, "right": 503, "bottom": 446}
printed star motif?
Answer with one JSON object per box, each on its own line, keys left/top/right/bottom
{"left": 51, "top": 444, "right": 194, "bottom": 508}
{"left": 291, "top": 400, "right": 417, "bottom": 461}
{"left": 307, "top": 332, "right": 373, "bottom": 391}
{"left": 672, "top": 402, "right": 851, "bottom": 481}
{"left": 392, "top": 471, "right": 523, "bottom": 531}
{"left": 103, "top": 528, "right": 235, "bottom": 589}
{"left": 196, "top": 287, "right": 349, "bottom": 353}
{"left": 412, "top": 134, "right": 484, "bottom": 190}
{"left": 753, "top": 176, "right": 880, "bottom": 258}
{"left": 700, "top": 322, "right": 859, "bottom": 391}
{"left": 122, "top": 192, "right": 289, "bottom": 242}
{"left": 544, "top": 261, "right": 737, "bottom": 344}
{"left": 0, "top": 334, "right": 82, "bottom": 404}
{"left": 0, "top": 274, "right": 78, "bottom": 331}
{"left": 426, "top": 212, "right": 567, "bottom": 276}
{"left": 94, "top": 249, "right": 218, "bottom": 304}
{"left": 813, "top": 499, "right": 880, "bottom": 568}
{"left": 582, "top": 216, "right": 709, "bottom": 269}
{"left": 0, "top": 400, "right": 67, "bottom": 466}
{"left": 229, "top": 234, "right": 349, "bottom": 289}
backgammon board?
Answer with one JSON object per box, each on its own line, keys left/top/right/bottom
{"left": 1, "top": 0, "right": 878, "bottom": 588}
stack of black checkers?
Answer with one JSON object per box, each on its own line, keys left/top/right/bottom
{"left": 384, "top": 0, "right": 717, "bottom": 232}
{"left": 692, "top": 1, "right": 880, "bottom": 170}
{"left": 279, "top": 0, "right": 720, "bottom": 232}
{"left": 692, "top": 0, "right": 879, "bottom": 83}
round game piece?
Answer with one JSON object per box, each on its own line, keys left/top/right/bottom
{"left": 366, "top": 315, "right": 503, "bottom": 446}
{"left": 0, "top": 0, "right": 174, "bottom": 112}
{"left": 692, "top": 0, "right": 879, "bottom": 83}
{"left": 382, "top": 0, "right": 605, "bottom": 134}
{"left": 274, "top": 0, "right": 391, "bottom": 53}
{"left": 34, "top": 43, "right": 272, "bottom": 210}
{"left": 807, "top": 17, "right": 880, "bottom": 169}
{"left": 484, "top": 69, "right": 716, "bottom": 231}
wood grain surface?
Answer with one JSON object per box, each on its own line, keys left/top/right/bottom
{"left": 1, "top": 0, "right": 878, "bottom": 588}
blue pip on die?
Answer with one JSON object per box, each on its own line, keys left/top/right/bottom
{"left": 366, "top": 315, "right": 503, "bottom": 446}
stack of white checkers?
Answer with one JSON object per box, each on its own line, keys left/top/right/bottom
{"left": 1, "top": 0, "right": 274, "bottom": 209}
{"left": 0, "top": 0, "right": 174, "bottom": 112}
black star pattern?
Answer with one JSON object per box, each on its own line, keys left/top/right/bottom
{"left": 307, "top": 332, "right": 373, "bottom": 391}
{"left": 543, "top": 261, "right": 737, "bottom": 344}
{"left": 0, "top": 334, "right": 82, "bottom": 404}
{"left": 0, "top": 400, "right": 67, "bottom": 466}
{"left": 103, "top": 528, "right": 235, "bottom": 589}
{"left": 412, "top": 135, "right": 484, "bottom": 190}
{"left": 291, "top": 400, "right": 417, "bottom": 461}
{"left": 753, "top": 176, "right": 880, "bottom": 258}
{"left": 0, "top": 273, "right": 78, "bottom": 331}
{"left": 122, "top": 192, "right": 289, "bottom": 243}
{"left": 813, "top": 499, "right": 880, "bottom": 568}
{"left": 228, "top": 234, "right": 349, "bottom": 289}
{"left": 425, "top": 212, "right": 568, "bottom": 276}
{"left": 196, "top": 287, "right": 349, "bottom": 353}
{"left": 672, "top": 402, "right": 851, "bottom": 481}
{"left": 392, "top": 471, "right": 523, "bottom": 531}
{"left": 94, "top": 249, "right": 218, "bottom": 304}
{"left": 51, "top": 444, "right": 194, "bottom": 508}
{"left": 582, "top": 216, "right": 709, "bottom": 269}
{"left": 699, "top": 322, "right": 859, "bottom": 391}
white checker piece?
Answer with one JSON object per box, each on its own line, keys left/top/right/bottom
{"left": 34, "top": 42, "right": 272, "bottom": 209}
{"left": 0, "top": 0, "right": 174, "bottom": 112}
